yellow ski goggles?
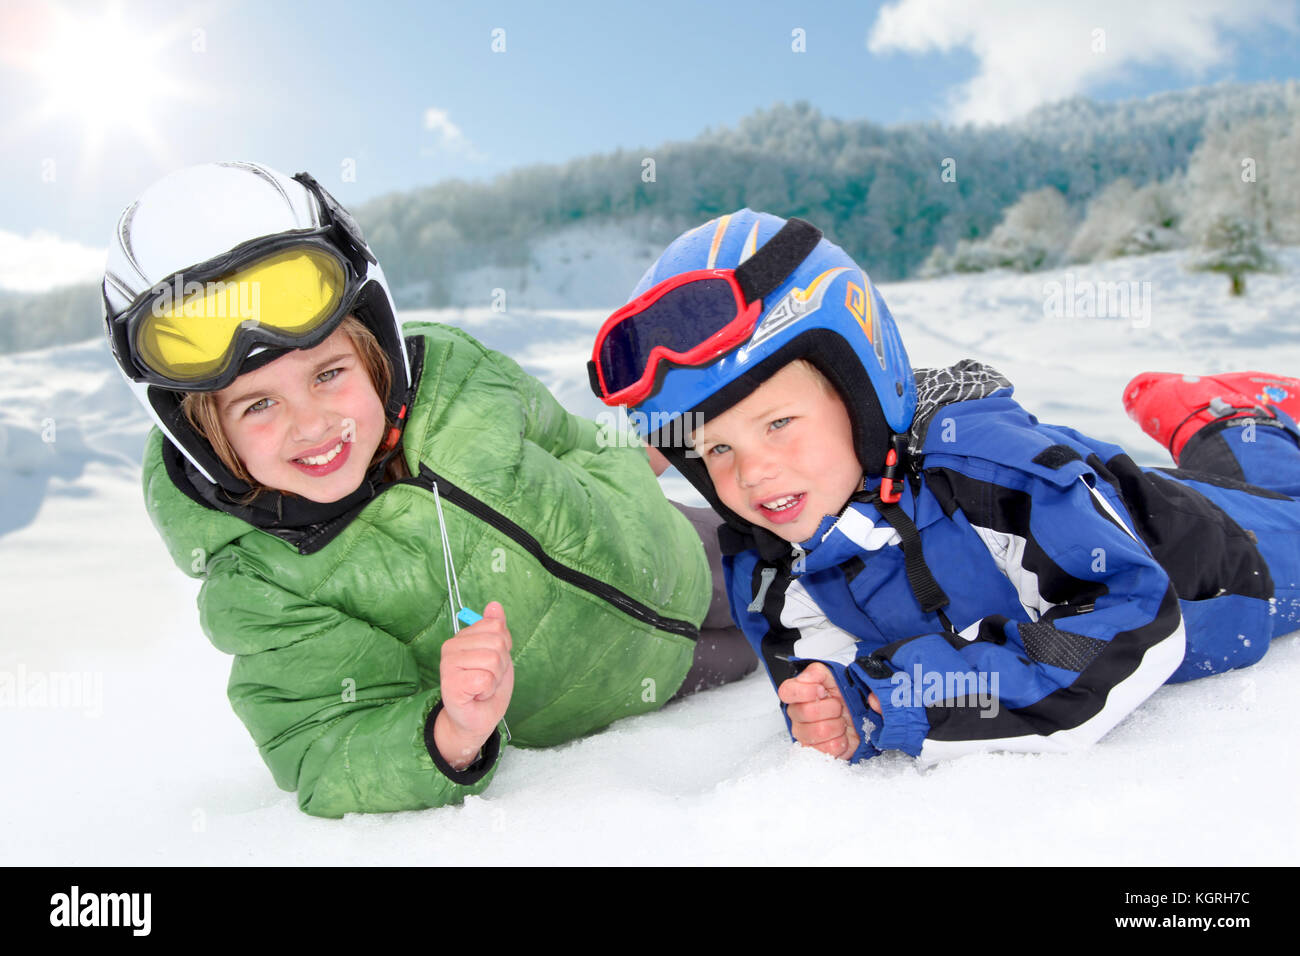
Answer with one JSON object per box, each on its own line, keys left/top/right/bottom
{"left": 112, "top": 234, "right": 361, "bottom": 391}
{"left": 109, "top": 171, "right": 378, "bottom": 392}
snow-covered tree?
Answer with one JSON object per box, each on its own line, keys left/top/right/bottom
{"left": 1189, "top": 214, "right": 1277, "bottom": 296}
{"left": 1180, "top": 96, "right": 1300, "bottom": 247}
{"left": 1066, "top": 177, "right": 1183, "bottom": 262}
{"left": 916, "top": 244, "right": 952, "bottom": 278}
{"left": 944, "top": 187, "right": 1073, "bottom": 273}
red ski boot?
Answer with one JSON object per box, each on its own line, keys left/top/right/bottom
{"left": 1122, "top": 371, "right": 1300, "bottom": 462}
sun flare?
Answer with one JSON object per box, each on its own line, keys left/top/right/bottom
{"left": 10, "top": 1, "right": 195, "bottom": 166}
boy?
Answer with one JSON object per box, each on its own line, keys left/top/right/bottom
{"left": 588, "top": 209, "right": 1300, "bottom": 764}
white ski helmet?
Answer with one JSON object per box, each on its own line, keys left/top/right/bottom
{"left": 102, "top": 161, "right": 411, "bottom": 514}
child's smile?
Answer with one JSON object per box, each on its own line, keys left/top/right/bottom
{"left": 694, "top": 361, "right": 863, "bottom": 543}
{"left": 215, "top": 326, "right": 386, "bottom": 503}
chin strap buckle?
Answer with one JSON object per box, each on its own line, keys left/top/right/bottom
{"left": 878, "top": 434, "right": 908, "bottom": 504}
{"left": 380, "top": 404, "right": 408, "bottom": 452}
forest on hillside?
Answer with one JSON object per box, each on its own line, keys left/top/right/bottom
{"left": 7, "top": 81, "right": 1297, "bottom": 352}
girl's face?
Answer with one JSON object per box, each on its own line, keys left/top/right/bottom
{"left": 214, "top": 326, "right": 386, "bottom": 503}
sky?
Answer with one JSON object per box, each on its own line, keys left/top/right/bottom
{"left": 1, "top": 0, "right": 1298, "bottom": 291}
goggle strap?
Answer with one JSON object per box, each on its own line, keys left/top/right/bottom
{"left": 293, "top": 171, "right": 378, "bottom": 266}
{"left": 588, "top": 217, "right": 823, "bottom": 404}
{"left": 238, "top": 345, "right": 294, "bottom": 377}
{"left": 734, "top": 217, "right": 823, "bottom": 305}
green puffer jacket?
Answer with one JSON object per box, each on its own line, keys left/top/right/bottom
{"left": 142, "top": 320, "right": 709, "bottom": 818}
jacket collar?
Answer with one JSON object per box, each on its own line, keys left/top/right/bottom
{"left": 790, "top": 484, "right": 908, "bottom": 575}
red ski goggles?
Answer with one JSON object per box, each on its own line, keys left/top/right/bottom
{"left": 589, "top": 270, "right": 761, "bottom": 407}
{"left": 588, "top": 218, "right": 823, "bottom": 407}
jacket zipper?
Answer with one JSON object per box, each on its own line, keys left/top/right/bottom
{"left": 282, "top": 334, "right": 697, "bottom": 639}
{"left": 390, "top": 462, "right": 700, "bottom": 640}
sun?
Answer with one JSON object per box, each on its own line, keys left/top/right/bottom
{"left": 9, "top": 1, "right": 195, "bottom": 166}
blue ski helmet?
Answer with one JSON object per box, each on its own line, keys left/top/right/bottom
{"left": 613, "top": 209, "right": 916, "bottom": 531}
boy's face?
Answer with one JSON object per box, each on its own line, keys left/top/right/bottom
{"left": 214, "top": 326, "right": 386, "bottom": 503}
{"left": 693, "top": 361, "right": 863, "bottom": 543}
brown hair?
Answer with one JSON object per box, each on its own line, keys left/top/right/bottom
{"left": 180, "top": 315, "right": 409, "bottom": 501}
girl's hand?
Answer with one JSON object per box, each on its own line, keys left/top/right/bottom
{"left": 434, "top": 602, "right": 515, "bottom": 770}
{"left": 777, "top": 662, "right": 879, "bottom": 760}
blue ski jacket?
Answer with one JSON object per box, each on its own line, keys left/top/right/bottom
{"left": 721, "top": 362, "right": 1300, "bottom": 764}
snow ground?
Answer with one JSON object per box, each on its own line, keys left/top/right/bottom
{"left": 2, "top": 248, "right": 1298, "bottom": 864}
{"left": 447, "top": 220, "right": 666, "bottom": 311}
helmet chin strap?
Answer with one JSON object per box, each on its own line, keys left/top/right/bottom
{"left": 877, "top": 433, "right": 909, "bottom": 504}
{"left": 856, "top": 433, "right": 950, "bottom": 617}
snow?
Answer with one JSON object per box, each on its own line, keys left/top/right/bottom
{"left": 446, "top": 220, "right": 663, "bottom": 311}
{"left": 3, "top": 247, "right": 1299, "bottom": 864}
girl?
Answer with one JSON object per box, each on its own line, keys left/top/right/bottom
{"left": 103, "top": 162, "right": 753, "bottom": 817}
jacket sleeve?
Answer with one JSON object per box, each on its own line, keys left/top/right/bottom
{"left": 483, "top": 344, "right": 605, "bottom": 457}
{"left": 830, "top": 462, "right": 1186, "bottom": 764}
{"left": 199, "top": 557, "right": 503, "bottom": 818}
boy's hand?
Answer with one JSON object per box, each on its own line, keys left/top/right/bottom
{"left": 645, "top": 444, "right": 671, "bottom": 477}
{"left": 777, "top": 662, "right": 881, "bottom": 760}
{"left": 434, "top": 602, "right": 515, "bottom": 770}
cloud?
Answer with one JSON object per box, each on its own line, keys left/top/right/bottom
{"left": 423, "top": 107, "right": 466, "bottom": 146}
{"left": 867, "top": 0, "right": 1300, "bottom": 125}
{"left": 421, "top": 107, "right": 484, "bottom": 161}
{"left": 0, "top": 229, "right": 104, "bottom": 293}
